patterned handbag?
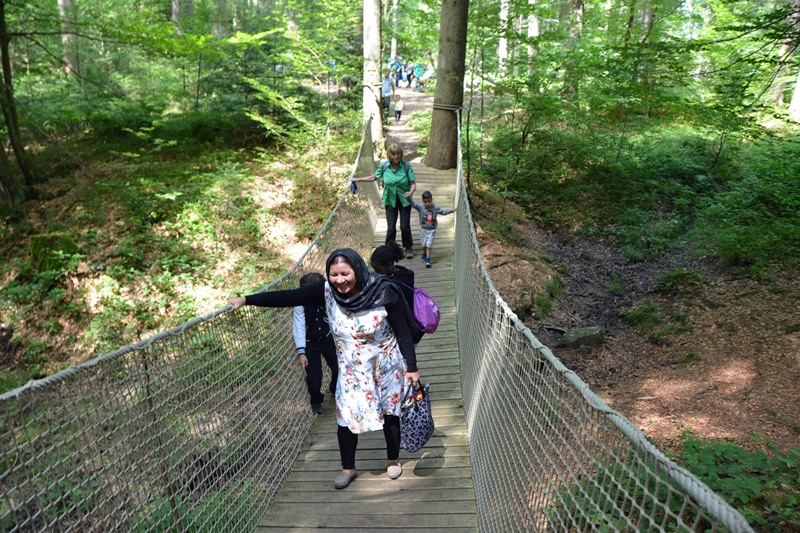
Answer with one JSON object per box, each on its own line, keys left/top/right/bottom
{"left": 400, "top": 383, "right": 434, "bottom": 452}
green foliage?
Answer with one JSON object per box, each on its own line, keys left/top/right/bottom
{"left": 672, "top": 352, "right": 700, "bottom": 367}
{"left": 653, "top": 269, "right": 705, "bottom": 295}
{"left": 545, "top": 450, "right": 704, "bottom": 532}
{"left": 622, "top": 302, "right": 663, "bottom": 332}
{"left": 473, "top": 91, "right": 799, "bottom": 271}
{"left": 485, "top": 215, "right": 528, "bottom": 247}
{"left": 546, "top": 432, "right": 800, "bottom": 533}
{"left": 130, "top": 483, "right": 256, "bottom": 532}
{"left": 405, "top": 108, "right": 432, "bottom": 152}
{"left": 674, "top": 431, "right": 800, "bottom": 531}
{"left": 535, "top": 277, "right": 564, "bottom": 319}
{"left": 691, "top": 138, "right": 800, "bottom": 270}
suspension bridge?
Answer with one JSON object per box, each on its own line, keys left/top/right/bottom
{"left": 0, "top": 105, "right": 754, "bottom": 532}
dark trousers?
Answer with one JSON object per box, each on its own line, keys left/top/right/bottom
{"left": 337, "top": 415, "right": 401, "bottom": 470}
{"left": 382, "top": 96, "right": 391, "bottom": 122}
{"left": 385, "top": 203, "right": 413, "bottom": 250}
{"left": 305, "top": 337, "right": 338, "bottom": 406}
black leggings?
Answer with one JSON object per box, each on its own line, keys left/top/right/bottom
{"left": 337, "top": 415, "right": 401, "bottom": 470}
{"left": 385, "top": 203, "right": 413, "bottom": 250}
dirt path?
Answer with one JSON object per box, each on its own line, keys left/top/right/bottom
{"left": 383, "top": 87, "right": 432, "bottom": 163}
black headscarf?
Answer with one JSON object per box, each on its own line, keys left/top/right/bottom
{"left": 326, "top": 248, "right": 403, "bottom": 313}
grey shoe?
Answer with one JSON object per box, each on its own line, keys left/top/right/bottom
{"left": 405, "top": 248, "right": 414, "bottom": 259}
{"left": 334, "top": 469, "right": 358, "bottom": 489}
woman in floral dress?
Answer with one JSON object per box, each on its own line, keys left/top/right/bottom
{"left": 228, "top": 248, "right": 420, "bottom": 489}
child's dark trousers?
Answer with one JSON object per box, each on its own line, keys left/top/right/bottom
{"left": 305, "top": 336, "right": 338, "bottom": 406}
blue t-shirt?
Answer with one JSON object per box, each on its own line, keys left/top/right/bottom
{"left": 381, "top": 75, "right": 394, "bottom": 97}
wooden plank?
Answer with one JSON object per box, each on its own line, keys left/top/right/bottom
{"left": 257, "top": 163, "right": 478, "bottom": 531}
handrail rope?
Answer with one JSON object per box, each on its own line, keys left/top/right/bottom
{"left": 0, "top": 122, "right": 371, "bottom": 402}
{"left": 447, "top": 102, "right": 753, "bottom": 532}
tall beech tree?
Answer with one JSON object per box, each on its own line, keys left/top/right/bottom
{"left": 363, "top": 0, "right": 383, "bottom": 154}
{"left": 424, "top": 0, "right": 469, "bottom": 170}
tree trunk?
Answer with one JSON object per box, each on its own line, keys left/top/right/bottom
{"left": 363, "top": 0, "right": 383, "bottom": 153}
{"left": 770, "top": 0, "right": 800, "bottom": 105}
{"left": 498, "top": 0, "right": 509, "bottom": 76}
{"left": 0, "top": 132, "right": 24, "bottom": 209}
{"left": 0, "top": 0, "right": 34, "bottom": 191}
{"left": 212, "top": 0, "right": 229, "bottom": 38}
{"left": 423, "top": 0, "right": 469, "bottom": 170}
{"left": 390, "top": 0, "right": 399, "bottom": 63}
{"left": 172, "top": 0, "right": 184, "bottom": 35}
{"left": 788, "top": 68, "right": 800, "bottom": 121}
{"left": 58, "top": 0, "right": 79, "bottom": 75}
{"left": 527, "top": 0, "right": 539, "bottom": 74}
{"left": 560, "top": 0, "right": 584, "bottom": 99}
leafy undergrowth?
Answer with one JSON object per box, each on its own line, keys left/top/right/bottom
{"left": 0, "top": 126, "right": 356, "bottom": 393}
{"left": 674, "top": 431, "right": 800, "bottom": 532}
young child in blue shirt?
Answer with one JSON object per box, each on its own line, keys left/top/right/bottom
{"left": 411, "top": 190, "right": 455, "bottom": 268}
{"left": 293, "top": 272, "right": 338, "bottom": 414}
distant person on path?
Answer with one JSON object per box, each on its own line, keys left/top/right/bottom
{"left": 293, "top": 272, "right": 338, "bottom": 415}
{"left": 411, "top": 190, "right": 455, "bottom": 268}
{"left": 393, "top": 95, "right": 404, "bottom": 123}
{"left": 371, "top": 241, "right": 423, "bottom": 344}
{"left": 352, "top": 143, "right": 417, "bottom": 259}
{"left": 228, "top": 249, "right": 420, "bottom": 490}
{"left": 381, "top": 70, "right": 394, "bottom": 123}
{"left": 413, "top": 63, "right": 426, "bottom": 90}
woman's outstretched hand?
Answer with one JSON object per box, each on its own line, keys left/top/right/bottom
{"left": 228, "top": 296, "right": 246, "bottom": 310}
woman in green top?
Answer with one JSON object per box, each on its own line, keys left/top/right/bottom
{"left": 353, "top": 143, "right": 417, "bottom": 258}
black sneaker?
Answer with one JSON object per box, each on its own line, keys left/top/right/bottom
{"left": 312, "top": 404, "right": 323, "bottom": 415}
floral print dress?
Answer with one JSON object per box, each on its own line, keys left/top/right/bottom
{"left": 324, "top": 283, "right": 407, "bottom": 433}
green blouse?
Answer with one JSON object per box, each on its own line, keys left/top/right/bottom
{"left": 376, "top": 161, "right": 416, "bottom": 208}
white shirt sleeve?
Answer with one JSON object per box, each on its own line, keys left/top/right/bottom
{"left": 292, "top": 306, "right": 306, "bottom": 354}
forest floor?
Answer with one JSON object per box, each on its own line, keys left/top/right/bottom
{"left": 398, "top": 87, "right": 800, "bottom": 455}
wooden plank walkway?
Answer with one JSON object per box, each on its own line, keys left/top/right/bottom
{"left": 256, "top": 158, "right": 478, "bottom": 531}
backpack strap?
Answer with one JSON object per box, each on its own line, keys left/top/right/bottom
{"left": 394, "top": 279, "right": 413, "bottom": 291}
{"left": 380, "top": 160, "right": 410, "bottom": 182}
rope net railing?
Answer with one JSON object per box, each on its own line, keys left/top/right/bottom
{"left": 0, "top": 126, "right": 382, "bottom": 532}
{"left": 451, "top": 108, "right": 753, "bottom": 532}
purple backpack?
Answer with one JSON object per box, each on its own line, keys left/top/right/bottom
{"left": 396, "top": 281, "right": 440, "bottom": 334}
{"left": 411, "top": 286, "right": 440, "bottom": 334}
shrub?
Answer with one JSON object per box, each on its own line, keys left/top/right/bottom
{"left": 674, "top": 431, "right": 800, "bottom": 531}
